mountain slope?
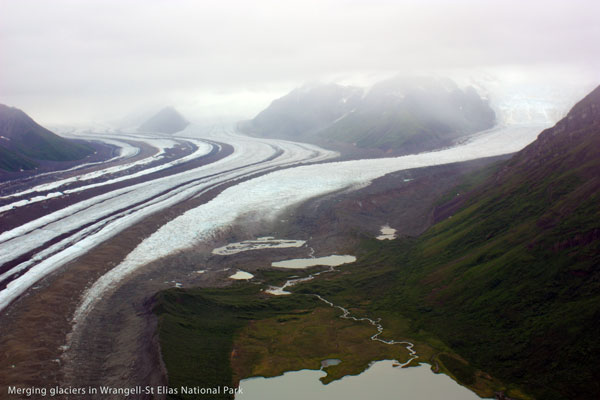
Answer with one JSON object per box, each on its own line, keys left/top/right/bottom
{"left": 0, "top": 104, "right": 93, "bottom": 171}
{"left": 240, "top": 83, "right": 363, "bottom": 139}
{"left": 342, "top": 86, "right": 600, "bottom": 399}
{"left": 323, "top": 77, "right": 496, "bottom": 151}
{"left": 137, "top": 106, "right": 189, "bottom": 134}
{"left": 240, "top": 77, "right": 495, "bottom": 154}
{"left": 153, "top": 87, "right": 599, "bottom": 399}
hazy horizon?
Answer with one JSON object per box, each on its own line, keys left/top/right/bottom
{"left": 1, "top": 0, "right": 599, "bottom": 125}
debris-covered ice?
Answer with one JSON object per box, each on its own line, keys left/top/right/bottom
{"left": 71, "top": 123, "right": 546, "bottom": 321}
{"left": 212, "top": 237, "right": 306, "bottom": 255}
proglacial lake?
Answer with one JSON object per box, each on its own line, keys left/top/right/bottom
{"left": 237, "top": 360, "right": 489, "bottom": 400}
{"left": 271, "top": 255, "right": 356, "bottom": 269}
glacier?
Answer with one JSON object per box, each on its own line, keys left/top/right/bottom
{"left": 72, "top": 122, "right": 546, "bottom": 321}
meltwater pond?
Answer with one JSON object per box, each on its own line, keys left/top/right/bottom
{"left": 237, "top": 360, "right": 488, "bottom": 400}
{"left": 229, "top": 270, "right": 254, "bottom": 280}
{"left": 376, "top": 225, "right": 397, "bottom": 240}
{"left": 271, "top": 255, "right": 356, "bottom": 269}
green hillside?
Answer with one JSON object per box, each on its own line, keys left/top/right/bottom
{"left": 155, "top": 87, "right": 600, "bottom": 399}
{"left": 0, "top": 104, "right": 93, "bottom": 171}
{"left": 302, "top": 85, "right": 600, "bottom": 398}
{"left": 0, "top": 145, "right": 38, "bottom": 171}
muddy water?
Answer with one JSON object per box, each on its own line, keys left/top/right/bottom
{"left": 237, "top": 361, "right": 488, "bottom": 400}
{"left": 271, "top": 255, "right": 356, "bottom": 269}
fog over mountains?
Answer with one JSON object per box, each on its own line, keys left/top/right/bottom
{"left": 0, "top": 2, "right": 599, "bottom": 399}
{"left": 240, "top": 77, "right": 496, "bottom": 154}
{"left": 138, "top": 107, "right": 189, "bottom": 134}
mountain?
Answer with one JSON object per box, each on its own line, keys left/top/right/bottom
{"left": 153, "top": 88, "right": 599, "bottom": 399}
{"left": 0, "top": 104, "right": 93, "bottom": 172}
{"left": 341, "top": 86, "right": 600, "bottom": 398}
{"left": 240, "top": 77, "right": 495, "bottom": 154}
{"left": 137, "top": 106, "right": 189, "bottom": 134}
{"left": 240, "top": 83, "right": 363, "bottom": 139}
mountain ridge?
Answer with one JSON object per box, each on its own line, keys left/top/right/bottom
{"left": 138, "top": 106, "right": 189, "bottom": 134}
{"left": 0, "top": 104, "right": 94, "bottom": 172}
{"left": 240, "top": 77, "right": 496, "bottom": 155}
{"left": 351, "top": 85, "right": 600, "bottom": 399}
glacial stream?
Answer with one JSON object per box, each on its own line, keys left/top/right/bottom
{"left": 245, "top": 283, "right": 486, "bottom": 399}
{"left": 253, "top": 254, "right": 491, "bottom": 400}
{"left": 67, "top": 123, "right": 545, "bottom": 322}
{"left": 240, "top": 287, "right": 488, "bottom": 399}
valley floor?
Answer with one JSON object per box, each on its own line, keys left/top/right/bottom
{"left": 0, "top": 122, "right": 559, "bottom": 400}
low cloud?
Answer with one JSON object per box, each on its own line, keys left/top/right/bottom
{"left": 1, "top": 0, "right": 598, "bottom": 124}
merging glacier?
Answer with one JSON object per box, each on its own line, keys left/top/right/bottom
{"left": 72, "top": 123, "right": 546, "bottom": 321}
{"left": 0, "top": 128, "right": 338, "bottom": 311}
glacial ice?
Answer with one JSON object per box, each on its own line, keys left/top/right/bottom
{"left": 71, "top": 123, "right": 546, "bottom": 321}
{"left": 0, "top": 129, "right": 337, "bottom": 312}
{"left": 0, "top": 121, "right": 548, "bottom": 315}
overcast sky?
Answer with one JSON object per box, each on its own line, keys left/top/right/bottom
{"left": 1, "top": 0, "right": 599, "bottom": 125}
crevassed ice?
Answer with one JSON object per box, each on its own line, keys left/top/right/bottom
{"left": 73, "top": 123, "right": 545, "bottom": 321}
{"left": 0, "top": 137, "right": 209, "bottom": 208}
{"left": 0, "top": 130, "right": 337, "bottom": 312}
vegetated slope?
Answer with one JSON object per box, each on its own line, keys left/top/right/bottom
{"left": 151, "top": 158, "right": 509, "bottom": 399}
{"left": 138, "top": 106, "right": 189, "bottom": 134}
{"left": 153, "top": 87, "right": 598, "bottom": 399}
{"left": 353, "top": 85, "right": 600, "bottom": 399}
{"left": 0, "top": 104, "right": 93, "bottom": 171}
{"left": 153, "top": 284, "right": 321, "bottom": 400}
{"left": 240, "top": 77, "right": 495, "bottom": 154}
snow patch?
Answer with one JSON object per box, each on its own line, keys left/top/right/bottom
{"left": 376, "top": 225, "right": 397, "bottom": 240}
{"left": 229, "top": 270, "right": 254, "bottom": 280}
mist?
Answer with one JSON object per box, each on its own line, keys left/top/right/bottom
{"left": 0, "top": 0, "right": 598, "bottom": 124}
